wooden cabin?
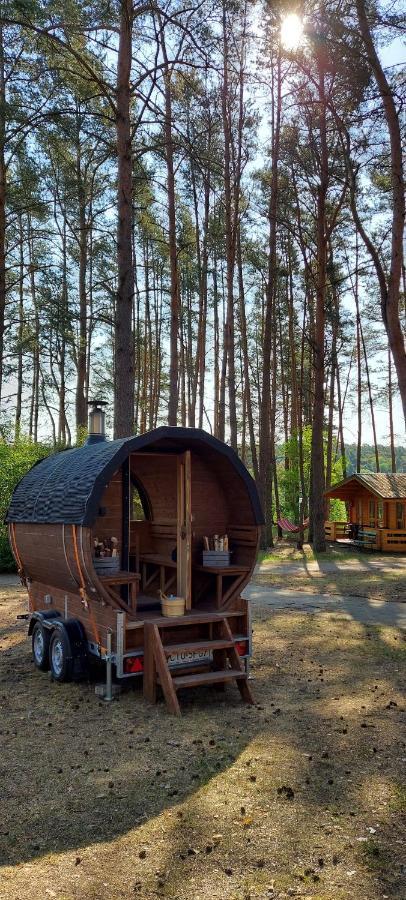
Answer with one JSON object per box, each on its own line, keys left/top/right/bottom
{"left": 324, "top": 473, "right": 406, "bottom": 552}
{"left": 6, "top": 425, "right": 263, "bottom": 715}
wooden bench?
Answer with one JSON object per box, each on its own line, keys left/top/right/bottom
{"left": 99, "top": 571, "right": 141, "bottom": 611}
{"left": 353, "top": 530, "right": 377, "bottom": 551}
{"left": 130, "top": 520, "right": 177, "bottom": 596}
{"left": 140, "top": 553, "right": 177, "bottom": 594}
{"left": 193, "top": 564, "right": 250, "bottom": 607}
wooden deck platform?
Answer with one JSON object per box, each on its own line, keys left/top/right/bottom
{"left": 127, "top": 601, "right": 244, "bottom": 628}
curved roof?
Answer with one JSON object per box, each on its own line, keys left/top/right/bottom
{"left": 6, "top": 426, "right": 264, "bottom": 526}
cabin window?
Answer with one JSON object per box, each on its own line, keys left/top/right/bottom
{"left": 377, "top": 501, "right": 384, "bottom": 528}
{"left": 130, "top": 478, "right": 150, "bottom": 521}
{"left": 396, "top": 502, "right": 405, "bottom": 530}
{"left": 369, "top": 499, "right": 376, "bottom": 526}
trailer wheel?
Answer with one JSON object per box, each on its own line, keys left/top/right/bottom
{"left": 32, "top": 621, "right": 51, "bottom": 671}
{"left": 50, "top": 630, "right": 73, "bottom": 682}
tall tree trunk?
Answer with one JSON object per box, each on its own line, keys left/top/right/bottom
{"left": 335, "top": 361, "right": 347, "bottom": 479}
{"left": 0, "top": 25, "right": 6, "bottom": 404}
{"left": 258, "top": 49, "right": 281, "bottom": 547}
{"left": 221, "top": 0, "right": 237, "bottom": 449}
{"left": 237, "top": 229, "right": 259, "bottom": 482}
{"left": 15, "top": 214, "right": 24, "bottom": 441}
{"left": 218, "top": 266, "right": 227, "bottom": 440}
{"left": 75, "top": 133, "right": 88, "bottom": 437}
{"left": 388, "top": 347, "right": 396, "bottom": 472}
{"left": 310, "top": 52, "right": 328, "bottom": 552}
{"left": 158, "top": 17, "right": 180, "bottom": 426}
{"left": 356, "top": 0, "right": 406, "bottom": 424}
{"left": 114, "top": 0, "right": 135, "bottom": 437}
{"left": 213, "top": 255, "right": 221, "bottom": 437}
{"left": 359, "top": 318, "right": 380, "bottom": 472}
{"left": 28, "top": 218, "right": 40, "bottom": 444}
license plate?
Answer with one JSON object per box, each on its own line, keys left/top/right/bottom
{"left": 168, "top": 649, "right": 212, "bottom": 669}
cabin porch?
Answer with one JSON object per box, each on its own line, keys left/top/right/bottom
{"left": 324, "top": 473, "right": 406, "bottom": 554}
{"left": 325, "top": 523, "right": 406, "bottom": 552}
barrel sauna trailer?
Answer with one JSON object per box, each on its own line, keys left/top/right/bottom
{"left": 6, "top": 424, "right": 263, "bottom": 715}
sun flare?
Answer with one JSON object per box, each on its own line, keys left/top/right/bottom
{"left": 281, "top": 13, "right": 304, "bottom": 51}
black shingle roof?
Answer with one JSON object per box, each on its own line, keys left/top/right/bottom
{"left": 5, "top": 426, "right": 264, "bottom": 526}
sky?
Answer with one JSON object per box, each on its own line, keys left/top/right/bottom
{"left": 1, "top": 11, "right": 405, "bottom": 449}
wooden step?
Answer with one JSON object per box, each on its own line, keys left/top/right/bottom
{"left": 163, "top": 639, "right": 234, "bottom": 655}
{"left": 172, "top": 668, "right": 245, "bottom": 689}
{"left": 143, "top": 619, "right": 254, "bottom": 717}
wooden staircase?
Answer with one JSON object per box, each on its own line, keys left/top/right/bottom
{"left": 143, "top": 613, "right": 254, "bottom": 716}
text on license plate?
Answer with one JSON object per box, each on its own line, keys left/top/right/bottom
{"left": 168, "top": 650, "right": 212, "bottom": 668}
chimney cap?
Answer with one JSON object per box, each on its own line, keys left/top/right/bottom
{"left": 88, "top": 398, "right": 108, "bottom": 408}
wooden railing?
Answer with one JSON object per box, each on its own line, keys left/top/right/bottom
{"left": 324, "top": 524, "right": 406, "bottom": 552}
{"left": 380, "top": 530, "right": 406, "bottom": 552}
{"left": 324, "top": 521, "right": 349, "bottom": 541}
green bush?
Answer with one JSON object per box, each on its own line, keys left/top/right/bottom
{"left": 0, "top": 440, "right": 52, "bottom": 571}
{"left": 278, "top": 426, "right": 347, "bottom": 523}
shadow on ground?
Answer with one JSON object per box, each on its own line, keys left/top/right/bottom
{"left": 0, "top": 587, "right": 405, "bottom": 900}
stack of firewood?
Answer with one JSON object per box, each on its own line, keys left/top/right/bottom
{"left": 94, "top": 536, "right": 119, "bottom": 558}
{"left": 203, "top": 534, "right": 229, "bottom": 552}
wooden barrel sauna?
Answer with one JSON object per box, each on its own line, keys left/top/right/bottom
{"left": 6, "top": 427, "right": 263, "bottom": 658}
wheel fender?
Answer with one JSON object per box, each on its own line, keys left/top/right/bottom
{"left": 52, "top": 618, "right": 87, "bottom": 658}
{"left": 52, "top": 618, "right": 89, "bottom": 679}
{"left": 28, "top": 610, "right": 62, "bottom": 635}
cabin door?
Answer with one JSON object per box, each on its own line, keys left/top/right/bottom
{"left": 177, "top": 451, "right": 192, "bottom": 610}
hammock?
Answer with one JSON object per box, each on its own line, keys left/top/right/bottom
{"left": 276, "top": 516, "right": 309, "bottom": 534}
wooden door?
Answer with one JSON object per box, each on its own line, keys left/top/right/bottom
{"left": 177, "top": 451, "right": 192, "bottom": 610}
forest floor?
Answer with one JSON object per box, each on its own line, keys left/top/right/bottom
{"left": 255, "top": 543, "right": 406, "bottom": 603}
{"left": 0, "top": 582, "right": 405, "bottom": 900}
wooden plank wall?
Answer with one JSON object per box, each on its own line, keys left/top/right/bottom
{"left": 15, "top": 523, "right": 78, "bottom": 592}
{"left": 93, "top": 469, "right": 123, "bottom": 547}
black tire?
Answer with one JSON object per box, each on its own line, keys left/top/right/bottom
{"left": 32, "top": 621, "right": 51, "bottom": 671}
{"left": 49, "top": 629, "right": 73, "bottom": 683}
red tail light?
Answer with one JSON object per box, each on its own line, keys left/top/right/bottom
{"left": 235, "top": 641, "right": 248, "bottom": 656}
{"left": 124, "top": 656, "right": 144, "bottom": 673}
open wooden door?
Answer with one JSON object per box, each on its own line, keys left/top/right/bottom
{"left": 177, "top": 451, "right": 192, "bottom": 610}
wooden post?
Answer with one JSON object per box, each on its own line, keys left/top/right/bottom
{"left": 177, "top": 451, "right": 192, "bottom": 610}
{"left": 143, "top": 622, "right": 157, "bottom": 704}
{"left": 121, "top": 457, "right": 130, "bottom": 603}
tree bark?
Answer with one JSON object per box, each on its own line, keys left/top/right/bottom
{"left": 114, "top": 0, "right": 135, "bottom": 438}
{"left": 258, "top": 49, "right": 281, "bottom": 547}
{"left": 221, "top": 0, "right": 237, "bottom": 449}
{"left": 310, "top": 53, "right": 328, "bottom": 552}
{"left": 388, "top": 348, "right": 396, "bottom": 472}
{"left": 15, "top": 214, "right": 24, "bottom": 441}
{"left": 0, "top": 25, "right": 6, "bottom": 404}
{"left": 75, "top": 128, "right": 88, "bottom": 437}
{"left": 355, "top": 0, "right": 406, "bottom": 423}
{"left": 159, "top": 16, "right": 180, "bottom": 426}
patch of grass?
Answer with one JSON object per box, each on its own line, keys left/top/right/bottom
{"left": 257, "top": 541, "right": 381, "bottom": 566}
{"left": 359, "top": 839, "right": 386, "bottom": 870}
{"left": 389, "top": 783, "right": 406, "bottom": 811}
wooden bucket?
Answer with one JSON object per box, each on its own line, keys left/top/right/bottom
{"left": 160, "top": 592, "right": 185, "bottom": 617}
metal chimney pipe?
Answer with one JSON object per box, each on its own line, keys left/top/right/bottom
{"left": 87, "top": 399, "right": 108, "bottom": 444}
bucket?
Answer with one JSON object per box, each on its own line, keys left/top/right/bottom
{"left": 160, "top": 592, "right": 185, "bottom": 617}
